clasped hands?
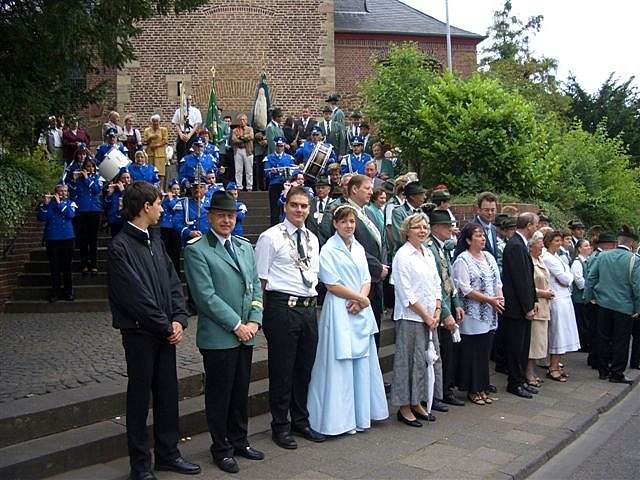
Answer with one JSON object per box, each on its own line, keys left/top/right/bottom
{"left": 234, "top": 322, "right": 260, "bottom": 342}
{"left": 347, "top": 295, "right": 370, "bottom": 315}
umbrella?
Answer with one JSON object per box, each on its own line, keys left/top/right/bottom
{"left": 425, "top": 329, "right": 439, "bottom": 414}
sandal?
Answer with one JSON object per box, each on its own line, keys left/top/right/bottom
{"left": 480, "top": 392, "right": 493, "bottom": 404}
{"left": 560, "top": 370, "right": 569, "bottom": 379}
{"left": 467, "top": 393, "right": 485, "bottom": 405}
{"left": 526, "top": 377, "right": 542, "bottom": 388}
{"left": 546, "top": 369, "right": 567, "bottom": 382}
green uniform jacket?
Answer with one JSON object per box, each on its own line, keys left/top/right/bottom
{"left": 584, "top": 246, "right": 640, "bottom": 316}
{"left": 184, "top": 231, "right": 263, "bottom": 350}
{"left": 426, "top": 237, "right": 462, "bottom": 321}
{"left": 391, "top": 203, "right": 415, "bottom": 257}
{"left": 265, "top": 121, "right": 284, "bottom": 155}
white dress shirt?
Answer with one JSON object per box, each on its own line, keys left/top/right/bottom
{"left": 392, "top": 241, "right": 442, "bottom": 322}
{"left": 255, "top": 218, "right": 320, "bottom": 297}
{"left": 172, "top": 106, "right": 203, "bottom": 131}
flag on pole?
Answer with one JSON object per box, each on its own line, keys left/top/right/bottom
{"left": 205, "top": 74, "right": 224, "bottom": 144}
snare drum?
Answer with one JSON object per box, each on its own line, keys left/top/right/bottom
{"left": 302, "top": 143, "right": 333, "bottom": 180}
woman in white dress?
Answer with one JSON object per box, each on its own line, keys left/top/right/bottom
{"left": 542, "top": 230, "right": 581, "bottom": 382}
{"left": 307, "top": 205, "right": 388, "bottom": 436}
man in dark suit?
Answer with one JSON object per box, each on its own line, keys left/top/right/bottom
{"left": 305, "top": 175, "right": 331, "bottom": 239}
{"left": 319, "top": 105, "right": 344, "bottom": 156}
{"left": 294, "top": 105, "right": 317, "bottom": 142}
{"left": 472, "top": 191, "right": 499, "bottom": 258}
{"left": 501, "top": 212, "right": 539, "bottom": 398}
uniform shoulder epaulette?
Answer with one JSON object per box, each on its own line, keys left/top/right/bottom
{"left": 186, "top": 235, "right": 203, "bottom": 245}
{"left": 233, "top": 234, "right": 251, "bottom": 243}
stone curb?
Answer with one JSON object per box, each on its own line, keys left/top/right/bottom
{"left": 498, "top": 370, "right": 640, "bottom": 479}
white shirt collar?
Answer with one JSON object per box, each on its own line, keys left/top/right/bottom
{"left": 516, "top": 230, "right": 527, "bottom": 245}
{"left": 283, "top": 217, "right": 307, "bottom": 236}
{"left": 210, "top": 228, "right": 231, "bottom": 245}
{"left": 127, "top": 221, "right": 149, "bottom": 237}
{"left": 618, "top": 245, "right": 631, "bottom": 252}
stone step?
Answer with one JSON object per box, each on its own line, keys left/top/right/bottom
{"left": 0, "top": 332, "right": 396, "bottom": 479}
{"left": 3, "top": 299, "right": 111, "bottom": 314}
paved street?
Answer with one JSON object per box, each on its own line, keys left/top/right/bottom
{"left": 0, "top": 312, "right": 266, "bottom": 403}
{"left": 46, "top": 356, "right": 639, "bottom": 480}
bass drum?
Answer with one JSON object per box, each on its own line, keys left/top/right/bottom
{"left": 99, "top": 148, "right": 131, "bottom": 181}
{"left": 302, "top": 143, "right": 333, "bottom": 180}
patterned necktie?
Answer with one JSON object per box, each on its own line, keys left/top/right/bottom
{"left": 224, "top": 239, "right": 239, "bottom": 268}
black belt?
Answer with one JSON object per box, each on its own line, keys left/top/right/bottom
{"left": 266, "top": 291, "right": 317, "bottom": 308}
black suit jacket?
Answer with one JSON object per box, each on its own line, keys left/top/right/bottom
{"left": 472, "top": 216, "right": 498, "bottom": 258}
{"left": 305, "top": 196, "right": 329, "bottom": 239}
{"left": 501, "top": 233, "right": 536, "bottom": 319}
{"left": 295, "top": 118, "right": 317, "bottom": 140}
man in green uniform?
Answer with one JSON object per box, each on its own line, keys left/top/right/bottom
{"left": 584, "top": 227, "right": 640, "bottom": 384}
{"left": 183, "top": 190, "right": 264, "bottom": 473}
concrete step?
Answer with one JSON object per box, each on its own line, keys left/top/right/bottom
{"left": 3, "top": 298, "right": 111, "bottom": 314}
{"left": 12, "top": 284, "right": 189, "bottom": 301}
{"left": 0, "top": 327, "right": 396, "bottom": 479}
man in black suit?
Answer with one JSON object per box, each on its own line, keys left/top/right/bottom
{"left": 501, "top": 212, "right": 539, "bottom": 398}
{"left": 294, "top": 105, "right": 317, "bottom": 142}
{"left": 472, "top": 191, "right": 499, "bottom": 258}
{"left": 305, "top": 175, "right": 331, "bottom": 239}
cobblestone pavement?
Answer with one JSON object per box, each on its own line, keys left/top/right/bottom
{"left": 0, "top": 312, "right": 267, "bottom": 403}
{"left": 49, "top": 355, "right": 639, "bottom": 480}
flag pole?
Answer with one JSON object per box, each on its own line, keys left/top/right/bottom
{"left": 445, "top": 0, "right": 453, "bottom": 72}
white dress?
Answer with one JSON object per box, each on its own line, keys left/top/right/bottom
{"left": 542, "top": 252, "right": 581, "bottom": 354}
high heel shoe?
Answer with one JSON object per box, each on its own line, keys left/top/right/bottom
{"left": 397, "top": 410, "right": 422, "bottom": 427}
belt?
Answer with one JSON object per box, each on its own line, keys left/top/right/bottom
{"left": 266, "top": 291, "right": 317, "bottom": 308}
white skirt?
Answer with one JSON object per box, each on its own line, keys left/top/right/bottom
{"left": 548, "top": 296, "right": 581, "bottom": 355}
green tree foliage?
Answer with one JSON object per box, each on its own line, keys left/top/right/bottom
{"left": 416, "top": 74, "right": 550, "bottom": 197}
{"left": 481, "top": 1, "right": 569, "bottom": 122}
{"left": 545, "top": 125, "right": 640, "bottom": 229}
{"left": 0, "top": 0, "right": 206, "bottom": 150}
{"left": 565, "top": 74, "right": 640, "bottom": 165}
{"left": 360, "top": 43, "right": 438, "bottom": 172}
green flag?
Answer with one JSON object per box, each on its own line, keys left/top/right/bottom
{"left": 205, "top": 77, "right": 223, "bottom": 144}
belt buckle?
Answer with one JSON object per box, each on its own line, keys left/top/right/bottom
{"left": 303, "top": 298, "right": 310, "bottom": 308}
{"left": 288, "top": 296, "right": 297, "bottom": 308}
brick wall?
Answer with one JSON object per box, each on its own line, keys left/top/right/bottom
{"left": 451, "top": 203, "right": 539, "bottom": 226}
{"left": 335, "top": 33, "right": 479, "bottom": 108}
{"left": 86, "top": 0, "right": 335, "bottom": 143}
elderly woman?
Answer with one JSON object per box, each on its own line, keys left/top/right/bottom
{"left": 143, "top": 114, "right": 169, "bottom": 183}
{"left": 526, "top": 231, "right": 553, "bottom": 386}
{"left": 391, "top": 213, "right": 441, "bottom": 427}
{"left": 543, "top": 230, "right": 581, "bottom": 381}
{"left": 452, "top": 223, "right": 503, "bottom": 405}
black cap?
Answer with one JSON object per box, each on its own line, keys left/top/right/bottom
{"left": 404, "top": 181, "right": 425, "bottom": 197}
{"left": 618, "top": 225, "right": 638, "bottom": 241}
{"left": 568, "top": 219, "right": 585, "bottom": 229}
{"left": 429, "top": 209, "right": 453, "bottom": 225}
{"left": 315, "top": 175, "right": 331, "bottom": 187}
{"left": 598, "top": 231, "right": 617, "bottom": 243}
{"left": 326, "top": 94, "right": 340, "bottom": 103}
{"left": 431, "top": 189, "right": 451, "bottom": 203}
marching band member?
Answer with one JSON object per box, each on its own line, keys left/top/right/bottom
{"left": 200, "top": 127, "right": 223, "bottom": 171}
{"left": 129, "top": 150, "right": 160, "bottom": 187}
{"left": 294, "top": 126, "right": 336, "bottom": 167}
{"left": 178, "top": 137, "right": 216, "bottom": 184}
{"left": 71, "top": 158, "right": 103, "bottom": 276}
{"left": 225, "top": 182, "right": 248, "bottom": 237}
{"left": 38, "top": 184, "right": 77, "bottom": 302}
{"left": 160, "top": 178, "right": 183, "bottom": 275}
{"left": 105, "top": 168, "right": 132, "bottom": 237}
{"left": 95, "top": 127, "right": 128, "bottom": 166}
{"left": 172, "top": 178, "right": 210, "bottom": 246}
{"left": 265, "top": 136, "right": 297, "bottom": 226}
{"left": 340, "top": 136, "right": 372, "bottom": 175}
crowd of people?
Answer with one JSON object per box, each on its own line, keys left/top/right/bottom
{"left": 37, "top": 96, "right": 640, "bottom": 480}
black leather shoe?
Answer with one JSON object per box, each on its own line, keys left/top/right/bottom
{"left": 234, "top": 445, "right": 265, "bottom": 460}
{"left": 410, "top": 408, "right": 430, "bottom": 421}
{"left": 429, "top": 399, "right": 449, "bottom": 412}
{"left": 442, "top": 394, "right": 465, "bottom": 406}
{"left": 272, "top": 431, "right": 297, "bottom": 449}
{"left": 63, "top": 293, "right": 75, "bottom": 302}
{"left": 214, "top": 457, "right": 239, "bottom": 474}
{"left": 384, "top": 382, "right": 391, "bottom": 394}
{"left": 523, "top": 384, "right": 539, "bottom": 394}
{"left": 598, "top": 371, "right": 610, "bottom": 380}
{"left": 609, "top": 375, "right": 633, "bottom": 384}
{"left": 129, "top": 471, "right": 157, "bottom": 480}
{"left": 292, "top": 426, "right": 326, "bottom": 442}
{"left": 486, "top": 384, "right": 498, "bottom": 393}
{"left": 155, "top": 456, "right": 201, "bottom": 475}
{"left": 507, "top": 385, "right": 533, "bottom": 399}
{"left": 397, "top": 410, "right": 422, "bottom": 427}
{"left": 495, "top": 365, "right": 509, "bottom": 374}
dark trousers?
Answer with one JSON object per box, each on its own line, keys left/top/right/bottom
{"left": 491, "top": 314, "right": 508, "bottom": 371}
{"left": 630, "top": 316, "right": 640, "bottom": 368}
{"left": 160, "top": 227, "right": 182, "bottom": 277}
{"left": 503, "top": 316, "right": 531, "bottom": 389}
{"left": 253, "top": 154, "right": 266, "bottom": 191}
{"left": 121, "top": 332, "right": 180, "bottom": 473}
{"left": 176, "top": 136, "right": 195, "bottom": 163}
{"left": 201, "top": 345, "right": 253, "bottom": 460}
{"left": 268, "top": 183, "right": 284, "bottom": 226}
{"left": 262, "top": 294, "right": 318, "bottom": 434}
{"left": 438, "top": 326, "right": 456, "bottom": 393}
{"left": 586, "top": 303, "right": 600, "bottom": 368}
{"left": 76, "top": 211, "right": 100, "bottom": 270}
{"left": 222, "top": 150, "right": 235, "bottom": 183}
{"left": 370, "top": 281, "right": 384, "bottom": 348}
{"left": 46, "top": 239, "right": 73, "bottom": 295}
{"left": 596, "top": 307, "right": 634, "bottom": 378}
{"left": 573, "top": 301, "right": 591, "bottom": 352}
